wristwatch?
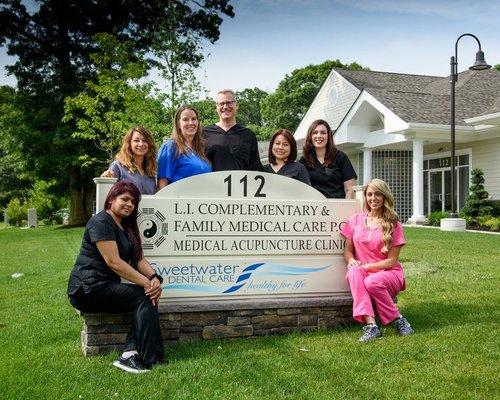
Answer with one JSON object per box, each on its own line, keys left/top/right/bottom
{"left": 149, "top": 273, "right": 163, "bottom": 284}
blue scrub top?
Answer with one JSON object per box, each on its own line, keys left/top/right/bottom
{"left": 157, "top": 139, "right": 212, "bottom": 184}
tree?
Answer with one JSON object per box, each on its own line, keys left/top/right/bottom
{"left": 236, "top": 87, "right": 269, "bottom": 140}
{"left": 494, "top": 64, "right": 500, "bottom": 72}
{"left": 64, "top": 34, "right": 171, "bottom": 168}
{"left": 152, "top": 2, "right": 212, "bottom": 114}
{"left": 0, "top": 0, "right": 234, "bottom": 224}
{"left": 261, "top": 59, "right": 368, "bottom": 137}
{"left": 236, "top": 88, "right": 269, "bottom": 127}
{"left": 0, "top": 85, "right": 33, "bottom": 206}
{"left": 192, "top": 98, "right": 219, "bottom": 127}
{"left": 461, "top": 168, "right": 493, "bottom": 218}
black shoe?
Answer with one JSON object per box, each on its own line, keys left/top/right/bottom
{"left": 113, "top": 354, "right": 149, "bottom": 374}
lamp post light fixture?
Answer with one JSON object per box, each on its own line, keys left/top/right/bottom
{"left": 449, "top": 34, "right": 490, "bottom": 218}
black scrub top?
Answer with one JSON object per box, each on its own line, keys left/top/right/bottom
{"left": 203, "top": 123, "right": 264, "bottom": 171}
{"left": 299, "top": 150, "right": 357, "bottom": 198}
{"left": 67, "top": 210, "right": 133, "bottom": 295}
{"left": 264, "top": 162, "right": 311, "bottom": 185}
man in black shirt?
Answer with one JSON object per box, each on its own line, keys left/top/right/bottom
{"left": 203, "top": 89, "right": 263, "bottom": 171}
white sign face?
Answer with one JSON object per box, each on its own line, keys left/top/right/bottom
{"left": 138, "top": 171, "right": 359, "bottom": 301}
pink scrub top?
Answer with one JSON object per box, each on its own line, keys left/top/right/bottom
{"left": 341, "top": 212, "right": 406, "bottom": 271}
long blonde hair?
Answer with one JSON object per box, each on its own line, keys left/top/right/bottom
{"left": 171, "top": 105, "right": 209, "bottom": 162}
{"left": 115, "top": 126, "right": 157, "bottom": 177}
{"left": 363, "top": 179, "right": 399, "bottom": 253}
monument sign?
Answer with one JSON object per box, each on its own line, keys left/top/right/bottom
{"left": 134, "top": 171, "right": 359, "bottom": 302}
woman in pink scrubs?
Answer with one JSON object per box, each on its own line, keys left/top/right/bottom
{"left": 341, "top": 179, "right": 414, "bottom": 342}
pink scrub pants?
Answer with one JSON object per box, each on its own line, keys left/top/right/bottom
{"left": 346, "top": 266, "right": 405, "bottom": 325}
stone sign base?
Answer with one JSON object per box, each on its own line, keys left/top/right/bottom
{"left": 79, "top": 296, "right": 353, "bottom": 356}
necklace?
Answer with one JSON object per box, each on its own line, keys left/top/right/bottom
{"left": 365, "top": 212, "right": 380, "bottom": 228}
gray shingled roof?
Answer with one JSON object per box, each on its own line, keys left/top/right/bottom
{"left": 334, "top": 68, "right": 500, "bottom": 125}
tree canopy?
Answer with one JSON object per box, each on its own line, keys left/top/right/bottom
{"left": 0, "top": 85, "right": 33, "bottom": 205}
{"left": 0, "top": 0, "right": 234, "bottom": 224}
{"left": 63, "top": 34, "right": 171, "bottom": 168}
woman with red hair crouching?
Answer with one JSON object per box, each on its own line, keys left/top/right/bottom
{"left": 67, "top": 180, "right": 165, "bottom": 373}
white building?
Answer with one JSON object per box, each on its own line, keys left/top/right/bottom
{"left": 294, "top": 68, "right": 500, "bottom": 223}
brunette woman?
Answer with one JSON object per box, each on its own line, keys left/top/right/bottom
{"left": 341, "top": 179, "right": 414, "bottom": 342}
{"left": 101, "top": 126, "right": 158, "bottom": 194}
{"left": 299, "top": 119, "right": 356, "bottom": 198}
{"left": 68, "top": 180, "right": 165, "bottom": 372}
{"left": 264, "top": 129, "right": 310, "bottom": 184}
{"left": 157, "top": 105, "right": 211, "bottom": 189}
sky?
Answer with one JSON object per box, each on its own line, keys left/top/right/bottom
{"left": 1, "top": 0, "right": 499, "bottom": 97}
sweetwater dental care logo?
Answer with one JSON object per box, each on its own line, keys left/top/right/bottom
{"left": 138, "top": 207, "right": 169, "bottom": 250}
{"left": 156, "top": 262, "right": 333, "bottom": 295}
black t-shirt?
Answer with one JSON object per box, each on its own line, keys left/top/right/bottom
{"left": 299, "top": 150, "right": 357, "bottom": 198}
{"left": 263, "top": 162, "right": 311, "bottom": 185}
{"left": 67, "top": 210, "right": 133, "bottom": 296}
{"left": 203, "top": 123, "right": 264, "bottom": 171}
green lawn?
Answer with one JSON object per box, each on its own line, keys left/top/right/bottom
{"left": 0, "top": 226, "right": 498, "bottom": 400}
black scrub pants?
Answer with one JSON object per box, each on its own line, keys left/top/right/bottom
{"left": 70, "top": 282, "right": 165, "bottom": 368}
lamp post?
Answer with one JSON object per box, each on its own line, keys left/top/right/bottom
{"left": 449, "top": 34, "right": 491, "bottom": 218}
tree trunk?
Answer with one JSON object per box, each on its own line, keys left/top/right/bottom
{"left": 83, "top": 182, "right": 95, "bottom": 221}
{"left": 68, "top": 166, "right": 86, "bottom": 226}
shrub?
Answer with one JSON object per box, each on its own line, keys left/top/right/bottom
{"left": 458, "top": 212, "right": 474, "bottom": 228}
{"left": 488, "top": 200, "right": 500, "bottom": 217}
{"left": 427, "top": 211, "right": 450, "bottom": 226}
{"left": 482, "top": 217, "right": 500, "bottom": 232}
{"left": 27, "top": 180, "right": 68, "bottom": 224}
{"left": 461, "top": 169, "right": 493, "bottom": 218}
{"left": 477, "top": 215, "right": 490, "bottom": 226}
{"left": 5, "top": 198, "right": 28, "bottom": 226}
{"left": 53, "top": 208, "right": 70, "bottom": 225}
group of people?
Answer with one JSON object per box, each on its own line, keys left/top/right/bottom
{"left": 68, "top": 89, "right": 413, "bottom": 374}
{"left": 101, "top": 89, "right": 357, "bottom": 199}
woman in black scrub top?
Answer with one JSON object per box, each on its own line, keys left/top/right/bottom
{"left": 299, "top": 119, "right": 357, "bottom": 198}
{"left": 264, "top": 129, "right": 310, "bottom": 184}
{"left": 67, "top": 180, "right": 165, "bottom": 373}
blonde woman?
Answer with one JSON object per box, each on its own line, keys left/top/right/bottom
{"left": 101, "top": 126, "right": 158, "bottom": 194}
{"left": 157, "top": 105, "right": 211, "bottom": 189}
{"left": 340, "top": 179, "right": 414, "bottom": 342}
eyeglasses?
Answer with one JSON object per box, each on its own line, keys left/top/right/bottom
{"left": 216, "top": 100, "right": 236, "bottom": 107}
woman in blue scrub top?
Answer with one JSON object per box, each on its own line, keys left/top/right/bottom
{"left": 157, "top": 106, "right": 212, "bottom": 189}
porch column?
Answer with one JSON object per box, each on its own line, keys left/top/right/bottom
{"left": 408, "top": 139, "right": 426, "bottom": 224}
{"left": 362, "top": 148, "right": 372, "bottom": 184}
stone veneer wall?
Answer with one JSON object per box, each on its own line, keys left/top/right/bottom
{"left": 80, "top": 297, "right": 353, "bottom": 356}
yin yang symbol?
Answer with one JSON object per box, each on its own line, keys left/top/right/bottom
{"left": 140, "top": 219, "right": 158, "bottom": 238}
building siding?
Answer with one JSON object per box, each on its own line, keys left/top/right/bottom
{"left": 295, "top": 70, "right": 360, "bottom": 140}
{"left": 468, "top": 138, "right": 500, "bottom": 200}
{"left": 423, "top": 138, "right": 500, "bottom": 200}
